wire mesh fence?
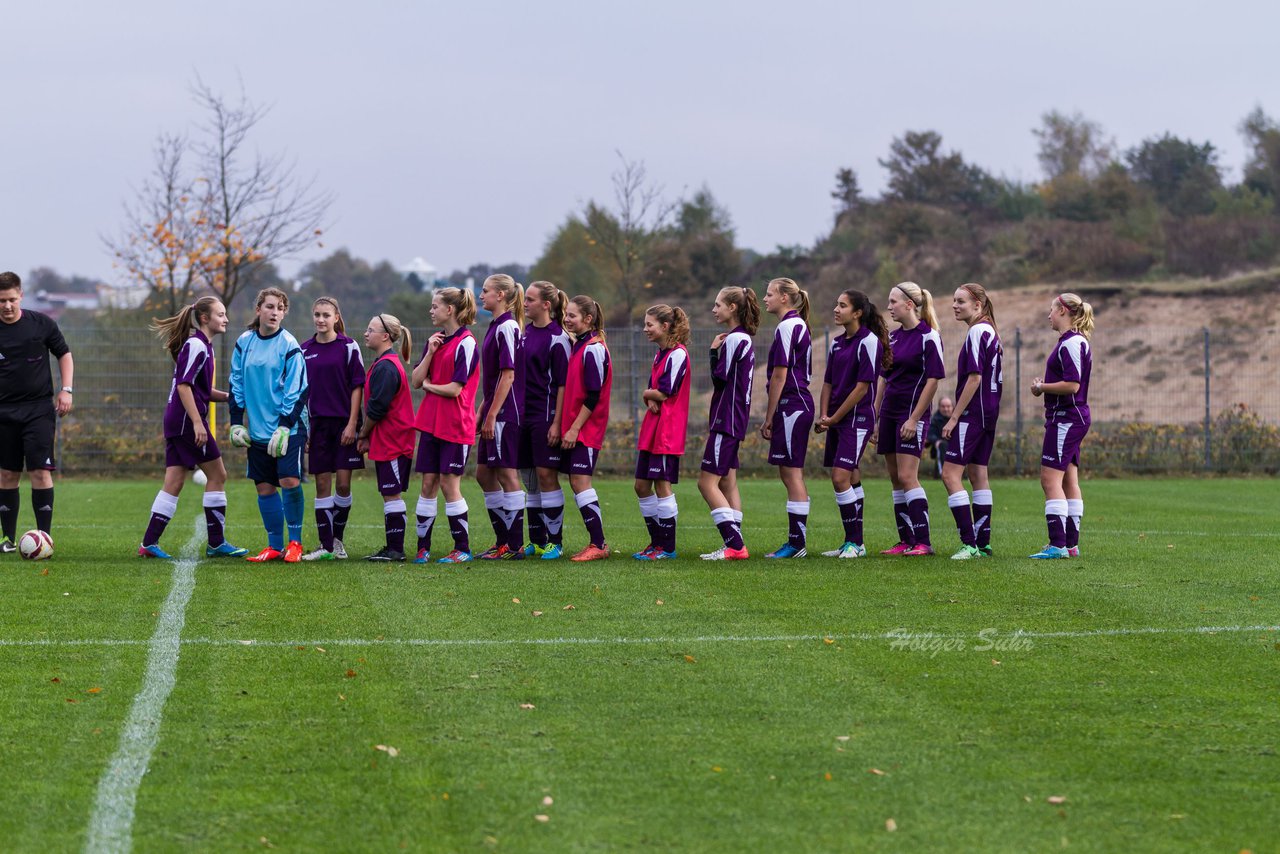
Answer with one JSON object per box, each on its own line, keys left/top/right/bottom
{"left": 53, "top": 323, "right": 1280, "bottom": 477}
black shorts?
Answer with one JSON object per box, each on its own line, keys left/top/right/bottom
{"left": 0, "top": 401, "right": 57, "bottom": 472}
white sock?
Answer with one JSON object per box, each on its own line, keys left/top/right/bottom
{"left": 333, "top": 493, "right": 353, "bottom": 509}
{"left": 151, "top": 490, "right": 179, "bottom": 519}
{"left": 834, "top": 488, "right": 856, "bottom": 507}
{"left": 417, "top": 496, "right": 438, "bottom": 519}
{"left": 785, "top": 499, "right": 811, "bottom": 515}
{"left": 947, "top": 490, "right": 970, "bottom": 508}
{"left": 202, "top": 491, "right": 226, "bottom": 509}
{"left": 575, "top": 488, "right": 599, "bottom": 508}
{"left": 657, "top": 494, "right": 678, "bottom": 519}
{"left": 638, "top": 494, "right": 660, "bottom": 518}
{"left": 972, "top": 489, "right": 992, "bottom": 505}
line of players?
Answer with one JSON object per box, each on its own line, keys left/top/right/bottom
{"left": 133, "top": 276, "right": 1095, "bottom": 564}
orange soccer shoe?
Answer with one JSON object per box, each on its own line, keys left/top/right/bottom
{"left": 283, "top": 541, "right": 305, "bottom": 563}
{"left": 570, "top": 544, "right": 610, "bottom": 562}
{"left": 246, "top": 547, "right": 284, "bottom": 563}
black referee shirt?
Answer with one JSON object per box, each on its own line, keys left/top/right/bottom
{"left": 0, "top": 310, "right": 71, "bottom": 405}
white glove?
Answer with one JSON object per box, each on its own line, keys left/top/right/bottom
{"left": 229, "top": 424, "right": 250, "bottom": 448}
{"left": 268, "top": 426, "right": 290, "bottom": 458}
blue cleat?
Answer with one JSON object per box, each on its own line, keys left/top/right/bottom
{"left": 765, "top": 544, "right": 807, "bottom": 559}
{"left": 413, "top": 548, "right": 431, "bottom": 564}
{"left": 437, "top": 549, "right": 473, "bottom": 564}
{"left": 138, "top": 543, "right": 173, "bottom": 559}
{"left": 540, "top": 543, "right": 563, "bottom": 560}
{"left": 523, "top": 543, "right": 547, "bottom": 558}
{"left": 650, "top": 550, "right": 677, "bottom": 560}
{"left": 1029, "top": 545, "right": 1069, "bottom": 559}
{"left": 206, "top": 542, "right": 249, "bottom": 558}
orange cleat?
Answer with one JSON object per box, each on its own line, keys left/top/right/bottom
{"left": 723, "top": 546, "right": 750, "bottom": 560}
{"left": 246, "top": 547, "right": 284, "bottom": 562}
{"left": 570, "top": 544, "right": 610, "bottom": 562}
{"left": 283, "top": 541, "right": 304, "bottom": 563}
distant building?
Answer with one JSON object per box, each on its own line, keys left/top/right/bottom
{"left": 399, "top": 257, "right": 439, "bottom": 292}
{"left": 96, "top": 283, "right": 150, "bottom": 310}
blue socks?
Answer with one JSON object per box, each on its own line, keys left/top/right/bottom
{"left": 282, "top": 485, "right": 305, "bottom": 544}
{"left": 258, "top": 493, "right": 285, "bottom": 550}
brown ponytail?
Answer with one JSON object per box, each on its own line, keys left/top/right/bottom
{"left": 151, "top": 296, "right": 223, "bottom": 362}
{"left": 570, "top": 295, "right": 606, "bottom": 343}
{"left": 528, "top": 280, "right": 568, "bottom": 326}
{"left": 646, "top": 304, "right": 691, "bottom": 346}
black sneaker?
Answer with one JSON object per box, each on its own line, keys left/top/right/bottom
{"left": 365, "top": 548, "right": 406, "bottom": 562}
{"left": 0, "top": 539, "right": 15, "bottom": 554}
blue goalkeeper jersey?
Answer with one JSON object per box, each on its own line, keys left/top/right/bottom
{"left": 229, "top": 327, "right": 309, "bottom": 442}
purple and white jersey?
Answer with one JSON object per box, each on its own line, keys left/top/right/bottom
{"left": 480, "top": 311, "right": 525, "bottom": 426}
{"left": 302, "top": 333, "right": 365, "bottom": 418}
{"left": 881, "top": 321, "right": 946, "bottom": 419}
{"left": 825, "top": 325, "right": 881, "bottom": 424}
{"left": 1043, "top": 330, "right": 1091, "bottom": 425}
{"left": 767, "top": 310, "right": 813, "bottom": 413}
{"left": 708, "top": 327, "right": 754, "bottom": 439}
{"left": 650, "top": 346, "right": 689, "bottom": 396}
{"left": 521, "top": 320, "right": 571, "bottom": 422}
{"left": 163, "top": 330, "right": 214, "bottom": 438}
{"left": 954, "top": 322, "right": 1002, "bottom": 430}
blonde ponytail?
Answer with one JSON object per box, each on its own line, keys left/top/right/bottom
{"left": 1057, "top": 293, "right": 1095, "bottom": 339}
{"left": 894, "top": 281, "right": 938, "bottom": 329}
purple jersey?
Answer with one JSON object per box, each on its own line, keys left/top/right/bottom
{"left": 825, "top": 325, "right": 881, "bottom": 424}
{"left": 163, "top": 330, "right": 214, "bottom": 438}
{"left": 708, "top": 327, "right": 755, "bottom": 439}
{"left": 1043, "top": 331, "right": 1091, "bottom": 425}
{"left": 521, "top": 321, "right": 571, "bottom": 422}
{"left": 767, "top": 311, "right": 813, "bottom": 413}
{"left": 480, "top": 312, "right": 525, "bottom": 426}
{"left": 881, "top": 321, "right": 946, "bottom": 419}
{"left": 302, "top": 333, "right": 365, "bottom": 419}
{"left": 954, "top": 322, "right": 1002, "bottom": 429}
{"left": 650, "top": 346, "right": 689, "bottom": 396}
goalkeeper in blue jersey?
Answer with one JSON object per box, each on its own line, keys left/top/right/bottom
{"left": 229, "top": 287, "right": 310, "bottom": 563}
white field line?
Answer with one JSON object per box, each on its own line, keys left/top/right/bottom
{"left": 4, "top": 624, "right": 1274, "bottom": 652}
{"left": 83, "top": 518, "right": 201, "bottom": 854}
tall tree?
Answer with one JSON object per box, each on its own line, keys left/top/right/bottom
{"left": 878, "top": 130, "right": 997, "bottom": 211}
{"left": 1240, "top": 106, "right": 1280, "bottom": 199}
{"left": 582, "top": 153, "right": 678, "bottom": 321}
{"left": 831, "top": 167, "right": 863, "bottom": 222}
{"left": 1033, "top": 110, "right": 1114, "bottom": 180}
{"left": 1126, "top": 134, "right": 1222, "bottom": 217}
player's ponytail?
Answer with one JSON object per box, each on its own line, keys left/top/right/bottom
{"left": 436, "top": 287, "right": 478, "bottom": 326}
{"left": 717, "top": 286, "right": 760, "bottom": 335}
{"left": 894, "top": 281, "right": 938, "bottom": 330}
{"left": 1058, "top": 293, "right": 1095, "bottom": 339}
{"left": 486, "top": 274, "right": 524, "bottom": 329}
{"left": 646, "top": 304, "right": 691, "bottom": 346}
{"left": 313, "top": 296, "right": 345, "bottom": 334}
{"left": 958, "top": 283, "right": 996, "bottom": 334}
{"left": 570, "top": 295, "right": 606, "bottom": 344}
{"left": 151, "top": 296, "right": 222, "bottom": 362}
{"left": 771, "top": 277, "right": 810, "bottom": 326}
{"left": 531, "top": 281, "right": 568, "bottom": 326}
{"left": 843, "top": 289, "right": 894, "bottom": 372}
{"left": 376, "top": 313, "right": 413, "bottom": 362}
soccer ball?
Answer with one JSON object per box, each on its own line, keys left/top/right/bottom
{"left": 19, "top": 529, "right": 54, "bottom": 561}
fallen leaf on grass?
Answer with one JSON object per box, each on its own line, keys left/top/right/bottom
{"left": 534, "top": 814, "right": 550, "bottom": 823}
{"left": 50, "top": 677, "right": 60, "bottom": 684}
{"left": 259, "top": 837, "right": 274, "bottom": 849}
{"left": 542, "top": 796, "right": 553, "bottom": 806}
{"left": 562, "top": 604, "right": 576, "bottom": 611}
{"left": 683, "top": 655, "right": 696, "bottom": 663}
{"left": 345, "top": 670, "right": 358, "bottom": 678}
{"left": 296, "top": 646, "right": 307, "bottom": 651}
{"left": 885, "top": 819, "right": 898, "bottom": 832}
{"left": 315, "top": 647, "right": 326, "bottom": 653}
{"left": 338, "top": 694, "right": 346, "bottom": 701}
{"left": 868, "top": 768, "right": 886, "bottom": 776}
{"left": 519, "top": 703, "right": 536, "bottom": 710}
{"left": 374, "top": 744, "right": 400, "bottom": 757}
{"left": 66, "top": 698, "right": 77, "bottom": 704}
{"left": 40, "top": 568, "right": 48, "bottom": 576}
{"left": 823, "top": 772, "right": 832, "bottom": 781}
{"left": 87, "top": 687, "right": 102, "bottom": 694}
{"left": 991, "top": 659, "right": 1002, "bottom": 666}
{"left": 1167, "top": 544, "right": 1175, "bottom": 550}
{"left": 823, "top": 637, "right": 835, "bottom": 645}
{"left": 531, "top": 611, "right": 543, "bottom": 617}
{"left": 512, "top": 598, "right": 521, "bottom": 604}
{"left": 835, "top": 736, "right": 850, "bottom": 742}
{"left": 1169, "top": 813, "right": 1185, "bottom": 819}
{"left": 1046, "top": 795, "right": 1067, "bottom": 805}
{"left": 712, "top": 765, "right": 722, "bottom": 772}
{"left": 656, "top": 599, "right": 665, "bottom": 605}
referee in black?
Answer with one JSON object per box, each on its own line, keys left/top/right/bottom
{"left": 0, "top": 271, "right": 75, "bottom": 552}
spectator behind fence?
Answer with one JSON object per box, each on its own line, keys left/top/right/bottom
{"left": 927, "top": 397, "right": 954, "bottom": 477}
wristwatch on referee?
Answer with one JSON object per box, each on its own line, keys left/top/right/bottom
{"left": 60, "top": 387, "right": 73, "bottom": 394}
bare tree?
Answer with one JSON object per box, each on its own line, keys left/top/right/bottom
{"left": 1033, "top": 111, "right": 1115, "bottom": 180}
{"left": 582, "top": 152, "right": 678, "bottom": 322}
{"left": 106, "top": 77, "right": 332, "bottom": 350}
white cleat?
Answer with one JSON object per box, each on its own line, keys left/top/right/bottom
{"left": 700, "top": 547, "right": 727, "bottom": 560}
{"left": 332, "top": 539, "right": 348, "bottom": 560}
{"left": 301, "top": 548, "right": 336, "bottom": 561}
{"left": 837, "top": 542, "right": 867, "bottom": 558}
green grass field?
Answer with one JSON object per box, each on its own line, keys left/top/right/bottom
{"left": 1, "top": 476, "right": 1276, "bottom": 852}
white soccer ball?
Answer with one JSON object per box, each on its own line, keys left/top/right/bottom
{"left": 193, "top": 469, "right": 208, "bottom": 486}
{"left": 19, "top": 529, "right": 54, "bottom": 561}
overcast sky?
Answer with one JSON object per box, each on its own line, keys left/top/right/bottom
{"left": 3, "top": 1, "right": 1278, "bottom": 283}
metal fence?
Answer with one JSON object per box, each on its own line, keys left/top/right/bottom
{"left": 54, "top": 324, "right": 1280, "bottom": 477}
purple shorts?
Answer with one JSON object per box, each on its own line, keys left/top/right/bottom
{"left": 1041, "top": 420, "right": 1088, "bottom": 471}
{"left": 414, "top": 432, "right": 470, "bottom": 476}
{"left": 375, "top": 455, "right": 412, "bottom": 496}
{"left": 701, "top": 432, "right": 741, "bottom": 477}
{"left": 478, "top": 421, "right": 520, "bottom": 469}
{"left": 165, "top": 434, "right": 221, "bottom": 469}
{"left": 634, "top": 450, "right": 680, "bottom": 483}
{"left": 517, "top": 420, "right": 562, "bottom": 470}
{"left": 823, "top": 421, "right": 872, "bottom": 472}
{"left": 878, "top": 411, "right": 928, "bottom": 457}
{"left": 559, "top": 444, "right": 599, "bottom": 476}
{"left": 308, "top": 416, "right": 365, "bottom": 473}
{"left": 943, "top": 422, "right": 997, "bottom": 467}
{"left": 767, "top": 409, "right": 814, "bottom": 468}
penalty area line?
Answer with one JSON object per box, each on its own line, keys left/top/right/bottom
{"left": 83, "top": 517, "right": 202, "bottom": 854}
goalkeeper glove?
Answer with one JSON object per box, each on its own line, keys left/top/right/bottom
{"left": 229, "top": 424, "right": 250, "bottom": 448}
{"left": 267, "top": 426, "right": 290, "bottom": 458}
